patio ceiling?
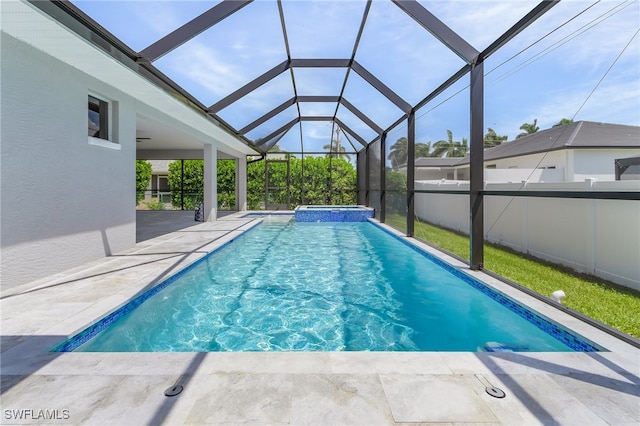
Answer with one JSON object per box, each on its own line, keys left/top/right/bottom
{"left": 61, "top": 0, "right": 556, "bottom": 155}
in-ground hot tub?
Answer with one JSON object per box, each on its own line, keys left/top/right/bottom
{"left": 294, "top": 205, "right": 375, "bottom": 222}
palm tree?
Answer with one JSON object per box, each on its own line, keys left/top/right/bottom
{"left": 323, "top": 127, "right": 350, "bottom": 161}
{"left": 516, "top": 119, "right": 539, "bottom": 138}
{"left": 387, "top": 138, "right": 431, "bottom": 168}
{"left": 431, "top": 130, "right": 468, "bottom": 158}
{"left": 483, "top": 128, "right": 508, "bottom": 148}
{"left": 553, "top": 118, "right": 573, "bottom": 127}
{"left": 387, "top": 137, "right": 408, "bottom": 169}
{"left": 416, "top": 142, "right": 431, "bottom": 157}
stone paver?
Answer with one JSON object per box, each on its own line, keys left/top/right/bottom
{"left": 1, "top": 212, "right": 638, "bottom": 425}
{"left": 380, "top": 374, "right": 499, "bottom": 423}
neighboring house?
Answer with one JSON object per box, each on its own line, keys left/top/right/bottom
{"left": 413, "top": 157, "right": 461, "bottom": 181}
{"left": 406, "top": 121, "right": 640, "bottom": 182}
{"left": 146, "top": 160, "right": 172, "bottom": 202}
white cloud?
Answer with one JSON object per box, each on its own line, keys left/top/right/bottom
{"left": 569, "top": 79, "right": 640, "bottom": 126}
{"left": 424, "top": 1, "right": 539, "bottom": 49}
{"left": 170, "top": 42, "right": 249, "bottom": 98}
{"left": 532, "top": 4, "right": 638, "bottom": 76}
{"left": 282, "top": 0, "right": 369, "bottom": 57}
{"left": 489, "top": 73, "right": 639, "bottom": 139}
{"left": 305, "top": 122, "right": 334, "bottom": 140}
{"left": 293, "top": 68, "right": 347, "bottom": 96}
{"left": 478, "top": 1, "right": 640, "bottom": 138}
{"left": 130, "top": 2, "right": 184, "bottom": 37}
{"left": 489, "top": 1, "right": 639, "bottom": 72}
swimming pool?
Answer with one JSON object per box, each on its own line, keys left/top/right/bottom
{"left": 56, "top": 221, "right": 602, "bottom": 352}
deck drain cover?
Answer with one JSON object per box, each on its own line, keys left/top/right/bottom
{"left": 485, "top": 386, "right": 506, "bottom": 398}
{"left": 164, "top": 385, "right": 183, "bottom": 397}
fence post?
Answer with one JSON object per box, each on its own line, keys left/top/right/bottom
{"left": 522, "top": 180, "right": 529, "bottom": 254}
{"left": 585, "top": 178, "right": 597, "bottom": 275}
{"left": 380, "top": 132, "right": 387, "bottom": 224}
{"left": 406, "top": 112, "right": 415, "bottom": 236}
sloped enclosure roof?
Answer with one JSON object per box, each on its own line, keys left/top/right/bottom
{"left": 42, "top": 0, "right": 637, "bottom": 156}
{"left": 34, "top": 0, "right": 554, "bottom": 154}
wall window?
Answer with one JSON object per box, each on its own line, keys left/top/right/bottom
{"left": 88, "top": 95, "right": 108, "bottom": 140}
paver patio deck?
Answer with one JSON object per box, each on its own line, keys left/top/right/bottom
{"left": 1, "top": 212, "right": 638, "bottom": 425}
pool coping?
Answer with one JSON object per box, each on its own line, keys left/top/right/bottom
{"left": 2, "top": 211, "right": 639, "bottom": 425}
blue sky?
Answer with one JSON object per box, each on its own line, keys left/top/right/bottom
{"left": 73, "top": 0, "right": 640, "bottom": 153}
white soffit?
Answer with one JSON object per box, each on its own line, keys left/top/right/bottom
{"left": 1, "top": 0, "right": 257, "bottom": 156}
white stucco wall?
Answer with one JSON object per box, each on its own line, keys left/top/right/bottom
{"left": 483, "top": 149, "right": 640, "bottom": 182}
{"left": 414, "top": 168, "right": 452, "bottom": 181}
{"left": 148, "top": 160, "right": 173, "bottom": 174}
{"left": 485, "top": 151, "right": 567, "bottom": 171}
{"left": 572, "top": 149, "right": 640, "bottom": 181}
{"left": 421, "top": 148, "right": 640, "bottom": 184}
{"left": 1, "top": 34, "right": 136, "bottom": 290}
{"left": 414, "top": 180, "right": 640, "bottom": 291}
{"left": 483, "top": 168, "right": 564, "bottom": 183}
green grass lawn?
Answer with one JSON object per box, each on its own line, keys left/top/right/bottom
{"left": 385, "top": 214, "right": 640, "bottom": 339}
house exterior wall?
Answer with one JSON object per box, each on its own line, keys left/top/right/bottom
{"left": 483, "top": 151, "right": 568, "bottom": 182}
{"left": 148, "top": 160, "right": 172, "bottom": 174}
{"left": 414, "top": 168, "right": 451, "bottom": 181}
{"left": 416, "top": 165, "right": 564, "bottom": 183}
{"left": 414, "top": 180, "right": 640, "bottom": 291}
{"left": 483, "top": 168, "right": 564, "bottom": 183}
{"left": 1, "top": 34, "right": 136, "bottom": 291}
{"left": 484, "top": 151, "right": 567, "bottom": 171}
{"left": 415, "top": 151, "right": 571, "bottom": 184}
{"left": 482, "top": 148, "right": 640, "bottom": 182}
{"left": 572, "top": 149, "right": 640, "bottom": 181}
{"left": 416, "top": 148, "right": 640, "bottom": 184}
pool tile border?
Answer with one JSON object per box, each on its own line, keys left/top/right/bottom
{"left": 54, "top": 218, "right": 603, "bottom": 353}
{"left": 369, "top": 220, "right": 604, "bottom": 353}
{"left": 53, "top": 223, "right": 265, "bottom": 352}
{"left": 294, "top": 206, "right": 374, "bottom": 222}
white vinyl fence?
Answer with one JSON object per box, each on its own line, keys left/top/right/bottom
{"left": 414, "top": 179, "right": 640, "bottom": 291}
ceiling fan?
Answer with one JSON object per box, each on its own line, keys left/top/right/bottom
{"left": 136, "top": 137, "right": 150, "bottom": 143}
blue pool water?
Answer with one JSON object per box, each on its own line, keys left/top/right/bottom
{"left": 62, "top": 222, "right": 601, "bottom": 352}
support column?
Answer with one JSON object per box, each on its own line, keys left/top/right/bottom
{"left": 380, "top": 132, "right": 387, "bottom": 223}
{"left": 364, "top": 145, "right": 370, "bottom": 207}
{"left": 180, "top": 159, "right": 185, "bottom": 210}
{"left": 356, "top": 152, "right": 363, "bottom": 205}
{"left": 407, "top": 111, "right": 416, "bottom": 237}
{"left": 236, "top": 156, "right": 247, "bottom": 211}
{"left": 469, "top": 59, "right": 484, "bottom": 269}
{"left": 203, "top": 144, "right": 218, "bottom": 221}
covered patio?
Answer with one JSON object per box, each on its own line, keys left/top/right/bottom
{"left": 136, "top": 210, "right": 237, "bottom": 242}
